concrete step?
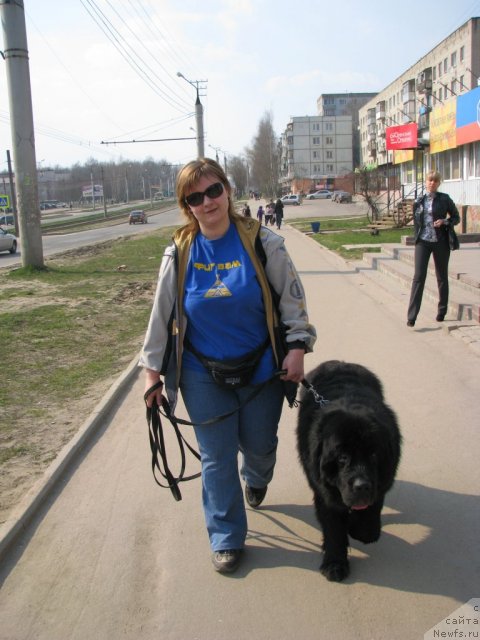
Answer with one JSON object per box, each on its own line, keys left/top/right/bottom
{"left": 381, "top": 245, "right": 480, "bottom": 298}
{"left": 359, "top": 249, "right": 480, "bottom": 323}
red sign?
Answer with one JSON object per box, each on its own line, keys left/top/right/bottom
{"left": 385, "top": 123, "right": 418, "bottom": 150}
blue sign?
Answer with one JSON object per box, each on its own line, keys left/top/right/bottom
{"left": 0, "top": 194, "right": 10, "bottom": 208}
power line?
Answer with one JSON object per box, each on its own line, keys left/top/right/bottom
{"left": 79, "top": 0, "right": 190, "bottom": 113}
{"left": 103, "top": 0, "right": 192, "bottom": 109}
{"left": 136, "top": 0, "right": 204, "bottom": 80}
{"left": 25, "top": 8, "right": 126, "bottom": 133}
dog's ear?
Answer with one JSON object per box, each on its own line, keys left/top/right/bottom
{"left": 320, "top": 446, "right": 347, "bottom": 485}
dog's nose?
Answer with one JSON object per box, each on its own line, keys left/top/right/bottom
{"left": 351, "top": 478, "right": 372, "bottom": 495}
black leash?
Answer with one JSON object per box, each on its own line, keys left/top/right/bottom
{"left": 144, "top": 371, "right": 287, "bottom": 501}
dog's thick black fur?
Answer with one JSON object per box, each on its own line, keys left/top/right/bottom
{"left": 297, "top": 360, "right": 401, "bottom": 582}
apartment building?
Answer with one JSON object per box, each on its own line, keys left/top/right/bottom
{"left": 359, "top": 17, "right": 480, "bottom": 205}
{"left": 280, "top": 115, "right": 353, "bottom": 193}
{"left": 317, "top": 92, "right": 376, "bottom": 166}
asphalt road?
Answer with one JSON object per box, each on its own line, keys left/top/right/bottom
{"left": 0, "top": 197, "right": 365, "bottom": 269}
{"left": 1, "top": 221, "right": 478, "bottom": 640}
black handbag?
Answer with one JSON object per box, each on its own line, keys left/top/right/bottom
{"left": 448, "top": 225, "right": 460, "bottom": 251}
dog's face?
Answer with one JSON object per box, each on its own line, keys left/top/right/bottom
{"left": 316, "top": 410, "right": 386, "bottom": 510}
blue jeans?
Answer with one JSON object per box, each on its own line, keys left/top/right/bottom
{"left": 180, "top": 367, "right": 284, "bottom": 551}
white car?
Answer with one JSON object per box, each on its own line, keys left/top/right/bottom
{"left": 306, "top": 190, "right": 332, "bottom": 200}
{"left": 281, "top": 194, "right": 302, "bottom": 206}
{"left": 0, "top": 227, "right": 17, "bottom": 254}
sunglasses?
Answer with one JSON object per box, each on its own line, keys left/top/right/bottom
{"left": 185, "top": 182, "right": 224, "bottom": 207}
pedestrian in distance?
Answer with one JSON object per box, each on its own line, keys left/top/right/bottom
{"left": 406, "top": 170, "right": 460, "bottom": 327}
{"left": 140, "top": 158, "right": 316, "bottom": 574}
{"left": 256, "top": 204, "right": 264, "bottom": 223}
{"left": 274, "top": 198, "right": 284, "bottom": 230}
{"left": 268, "top": 200, "right": 276, "bottom": 226}
{"left": 264, "top": 202, "right": 272, "bottom": 225}
{"left": 242, "top": 203, "right": 251, "bottom": 217}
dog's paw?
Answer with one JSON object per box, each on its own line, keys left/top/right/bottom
{"left": 320, "top": 558, "right": 350, "bottom": 582}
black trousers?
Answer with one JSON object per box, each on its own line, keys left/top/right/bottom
{"left": 407, "top": 239, "right": 451, "bottom": 322}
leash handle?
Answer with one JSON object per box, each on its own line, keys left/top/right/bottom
{"left": 144, "top": 380, "right": 164, "bottom": 403}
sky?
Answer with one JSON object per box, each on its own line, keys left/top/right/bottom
{"left": 1, "top": 0, "right": 480, "bottom": 170}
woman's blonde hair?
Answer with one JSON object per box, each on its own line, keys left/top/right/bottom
{"left": 426, "top": 170, "right": 441, "bottom": 183}
{"left": 176, "top": 157, "right": 236, "bottom": 228}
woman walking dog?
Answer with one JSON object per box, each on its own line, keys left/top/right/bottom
{"left": 140, "top": 158, "right": 316, "bottom": 574}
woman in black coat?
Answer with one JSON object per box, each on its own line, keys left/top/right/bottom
{"left": 407, "top": 170, "right": 460, "bottom": 327}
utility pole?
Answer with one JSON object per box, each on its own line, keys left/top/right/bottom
{"left": 0, "top": 0, "right": 44, "bottom": 268}
{"left": 101, "top": 166, "right": 107, "bottom": 218}
{"left": 177, "top": 72, "right": 207, "bottom": 158}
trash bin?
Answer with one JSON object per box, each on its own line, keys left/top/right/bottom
{"left": 311, "top": 221, "right": 321, "bottom": 233}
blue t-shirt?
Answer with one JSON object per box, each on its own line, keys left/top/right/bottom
{"left": 183, "top": 223, "right": 276, "bottom": 383}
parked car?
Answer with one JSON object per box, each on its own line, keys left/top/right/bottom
{"left": 306, "top": 190, "right": 332, "bottom": 200}
{"left": 0, "top": 214, "right": 14, "bottom": 226}
{"left": 332, "top": 190, "right": 352, "bottom": 203}
{"left": 128, "top": 209, "right": 148, "bottom": 224}
{"left": 281, "top": 194, "right": 302, "bottom": 206}
{"left": 0, "top": 228, "right": 17, "bottom": 254}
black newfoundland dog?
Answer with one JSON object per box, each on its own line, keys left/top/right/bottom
{"left": 297, "top": 360, "right": 401, "bottom": 582}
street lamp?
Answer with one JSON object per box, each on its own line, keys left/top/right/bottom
{"left": 177, "top": 71, "right": 207, "bottom": 158}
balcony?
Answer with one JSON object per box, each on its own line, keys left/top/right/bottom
{"left": 376, "top": 101, "right": 386, "bottom": 120}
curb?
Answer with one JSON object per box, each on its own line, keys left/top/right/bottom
{"left": 0, "top": 354, "right": 141, "bottom": 564}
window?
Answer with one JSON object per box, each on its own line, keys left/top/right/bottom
{"left": 451, "top": 51, "right": 457, "bottom": 67}
{"left": 313, "top": 151, "right": 318, "bottom": 158}
{"left": 451, "top": 79, "right": 457, "bottom": 95}
{"left": 439, "top": 87, "right": 443, "bottom": 101}
{"left": 326, "top": 137, "right": 333, "bottom": 145}
{"left": 438, "top": 62, "right": 442, "bottom": 77}
{"left": 287, "top": 136, "right": 293, "bottom": 145}
{"left": 451, "top": 147, "right": 461, "bottom": 179}
{"left": 326, "top": 164, "right": 334, "bottom": 172}
{"left": 313, "top": 137, "right": 320, "bottom": 145}
{"left": 444, "top": 58, "right": 448, "bottom": 73}
{"left": 460, "top": 75, "right": 465, "bottom": 91}
{"left": 433, "top": 66, "right": 436, "bottom": 80}
{"left": 325, "top": 123, "right": 333, "bottom": 131}
{"left": 313, "top": 123, "right": 320, "bottom": 131}
{"left": 460, "top": 45, "right": 465, "bottom": 62}
{"left": 326, "top": 151, "right": 333, "bottom": 159}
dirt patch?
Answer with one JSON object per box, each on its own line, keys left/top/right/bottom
{"left": 0, "top": 238, "right": 161, "bottom": 526}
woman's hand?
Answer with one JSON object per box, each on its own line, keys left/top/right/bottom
{"left": 434, "top": 218, "right": 446, "bottom": 227}
{"left": 280, "top": 348, "right": 305, "bottom": 383}
{"left": 144, "top": 369, "right": 164, "bottom": 408}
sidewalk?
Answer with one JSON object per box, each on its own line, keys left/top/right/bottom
{"left": 1, "top": 223, "right": 479, "bottom": 640}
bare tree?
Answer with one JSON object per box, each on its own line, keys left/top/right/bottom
{"left": 247, "top": 111, "right": 280, "bottom": 198}
{"left": 227, "top": 156, "right": 248, "bottom": 196}
{"left": 356, "top": 167, "right": 382, "bottom": 224}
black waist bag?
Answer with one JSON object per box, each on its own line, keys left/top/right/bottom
{"left": 184, "top": 337, "right": 269, "bottom": 389}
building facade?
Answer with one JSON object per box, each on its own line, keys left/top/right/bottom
{"left": 359, "top": 17, "right": 480, "bottom": 206}
{"left": 317, "top": 93, "right": 377, "bottom": 167}
{"left": 280, "top": 115, "right": 353, "bottom": 193}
